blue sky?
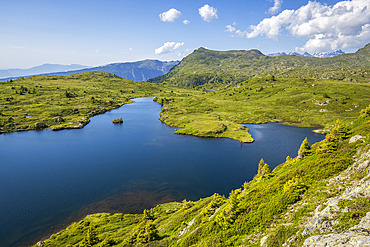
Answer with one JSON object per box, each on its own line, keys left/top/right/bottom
{"left": 0, "top": 0, "right": 369, "bottom": 68}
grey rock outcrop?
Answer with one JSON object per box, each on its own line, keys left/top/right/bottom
{"left": 302, "top": 149, "right": 370, "bottom": 236}
{"left": 303, "top": 212, "right": 370, "bottom": 247}
{"left": 281, "top": 148, "right": 370, "bottom": 247}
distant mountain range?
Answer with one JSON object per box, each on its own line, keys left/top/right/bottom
{"left": 268, "top": 50, "right": 345, "bottom": 58}
{"left": 0, "top": 60, "right": 179, "bottom": 82}
{"left": 48, "top": 60, "right": 179, "bottom": 81}
{"left": 0, "top": 64, "right": 89, "bottom": 79}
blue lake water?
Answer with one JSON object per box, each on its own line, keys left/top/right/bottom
{"left": 0, "top": 97, "right": 324, "bottom": 246}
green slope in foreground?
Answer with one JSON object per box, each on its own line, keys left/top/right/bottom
{"left": 33, "top": 107, "right": 370, "bottom": 247}
{"left": 149, "top": 43, "right": 370, "bottom": 86}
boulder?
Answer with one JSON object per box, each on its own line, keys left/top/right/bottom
{"left": 34, "top": 122, "right": 47, "bottom": 129}
{"left": 53, "top": 117, "right": 65, "bottom": 123}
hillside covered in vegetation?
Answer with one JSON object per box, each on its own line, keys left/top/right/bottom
{"left": 149, "top": 43, "right": 370, "bottom": 86}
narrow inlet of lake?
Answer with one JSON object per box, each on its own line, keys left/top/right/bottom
{"left": 0, "top": 97, "right": 324, "bottom": 247}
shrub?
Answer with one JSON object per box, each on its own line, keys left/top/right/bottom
{"left": 112, "top": 118, "right": 123, "bottom": 124}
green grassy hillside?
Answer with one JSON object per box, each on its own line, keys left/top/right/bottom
{"left": 149, "top": 44, "right": 370, "bottom": 86}
{"left": 33, "top": 106, "right": 370, "bottom": 247}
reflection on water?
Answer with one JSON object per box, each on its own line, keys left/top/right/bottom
{"left": 0, "top": 97, "right": 324, "bottom": 247}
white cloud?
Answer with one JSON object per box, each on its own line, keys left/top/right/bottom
{"left": 183, "top": 20, "right": 190, "bottom": 25}
{"left": 155, "top": 42, "right": 185, "bottom": 55}
{"left": 225, "top": 24, "right": 248, "bottom": 37}
{"left": 268, "top": 0, "right": 283, "bottom": 14}
{"left": 225, "top": 25, "right": 236, "bottom": 33}
{"left": 230, "top": 0, "right": 370, "bottom": 52}
{"left": 159, "top": 8, "right": 182, "bottom": 22}
{"left": 199, "top": 4, "right": 218, "bottom": 22}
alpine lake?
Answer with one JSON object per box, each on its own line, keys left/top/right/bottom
{"left": 0, "top": 97, "right": 325, "bottom": 247}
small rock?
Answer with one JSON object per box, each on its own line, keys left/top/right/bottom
{"left": 37, "top": 241, "right": 44, "bottom": 247}
{"left": 349, "top": 135, "right": 365, "bottom": 144}
{"left": 53, "top": 116, "right": 65, "bottom": 123}
{"left": 34, "top": 122, "right": 47, "bottom": 129}
{"left": 260, "top": 235, "right": 268, "bottom": 247}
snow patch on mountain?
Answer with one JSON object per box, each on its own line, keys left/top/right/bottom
{"left": 268, "top": 50, "right": 345, "bottom": 58}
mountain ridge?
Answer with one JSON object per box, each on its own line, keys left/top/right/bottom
{"left": 0, "top": 60, "right": 179, "bottom": 82}
{"left": 149, "top": 43, "right": 369, "bottom": 86}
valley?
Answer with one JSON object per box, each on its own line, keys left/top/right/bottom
{"left": 0, "top": 44, "right": 369, "bottom": 247}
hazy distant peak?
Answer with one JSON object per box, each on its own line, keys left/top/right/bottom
{"left": 313, "top": 50, "right": 345, "bottom": 58}
{"left": 0, "top": 64, "right": 89, "bottom": 79}
{"left": 268, "top": 50, "right": 345, "bottom": 58}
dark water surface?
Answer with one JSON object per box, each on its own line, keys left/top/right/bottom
{"left": 0, "top": 97, "right": 324, "bottom": 246}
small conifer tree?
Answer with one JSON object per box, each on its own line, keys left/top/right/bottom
{"left": 359, "top": 105, "right": 370, "bottom": 118}
{"left": 330, "top": 119, "right": 349, "bottom": 140}
{"left": 298, "top": 138, "right": 311, "bottom": 158}
{"left": 257, "top": 158, "right": 271, "bottom": 179}
{"left": 79, "top": 226, "right": 99, "bottom": 247}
